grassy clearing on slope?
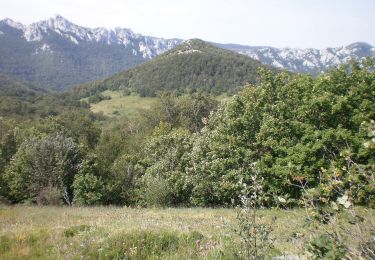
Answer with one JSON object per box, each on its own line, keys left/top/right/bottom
{"left": 0, "top": 206, "right": 373, "bottom": 259}
{"left": 89, "top": 91, "right": 157, "bottom": 118}
{"left": 89, "top": 91, "right": 231, "bottom": 118}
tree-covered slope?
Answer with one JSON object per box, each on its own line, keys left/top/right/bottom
{"left": 75, "top": 39, "right": 273, "bottom": 97}
{"left": 0, "top": 74, "right": 46, "bottom": 97}
{"left": 0, "top": 74, "right": 86, "bottom": 119}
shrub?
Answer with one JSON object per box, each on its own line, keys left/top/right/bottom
{"left": 4, "top": 134, "right": 82, "bottom": 203}
{"left": 141, "top": 128, "right": 193, "bottom": 206}
{"left": 64, "top": 225, "right": 91, "bottom": 237}
{"left": 139, "top": 174, "right": 173, "bottom": 207}
{"left": 36, "top": 186, "right": 62, "bottom": 206}
{"left": 84, "top": 230, "right": 203, "bottom": 259}
{"left": 105, "top": 154, "right": 142, "bottom": 205}
{"left": 235, "top": 166, "right": 275, "bottom": 259}
{"left": 73, "top": 159, "right": 104, "bottom": 206}
{"left": 308, "top": 234, "right": 347, "bottom": 259}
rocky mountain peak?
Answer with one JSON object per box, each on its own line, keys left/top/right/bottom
{"left": 0, "top": 18, "right": 25, "bottom": 30}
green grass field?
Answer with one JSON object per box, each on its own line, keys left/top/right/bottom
{"left": 89, "top": 91, "right": 157, "bottom": 118}
{"left": 88, "top": 91, "right": 231, "bottom": 118}
{"left": 0, "top": 206, "right": 373, "bottom": 259}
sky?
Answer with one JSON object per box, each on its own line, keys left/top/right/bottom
{"left": 0, "top": 0, "right": 374, "bottom": 48}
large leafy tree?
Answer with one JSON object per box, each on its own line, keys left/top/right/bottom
{"left": 4, "top": 133, "right": 82, "bottom": 203}
{"left": 189, "top": 60, "right": 374, "bottom": 206}
{"left": 139, "top": 127, "right": 194, "bottom": 206}
{"left": 177, "top": 92, "right": 218, "bottom": 133}
{"left": 73, "top": 157, "right": 104, "bottom": 206}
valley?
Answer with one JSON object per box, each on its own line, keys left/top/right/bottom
{"left": 0, "top": 6, "right": 374, "bottom": 259}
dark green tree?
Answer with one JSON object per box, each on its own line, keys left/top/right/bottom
{"left": 4, "top": 134, "right": 82, "bottom": 203}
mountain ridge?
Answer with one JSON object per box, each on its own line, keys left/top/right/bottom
{"left": 0, "top": 15, "right": 182, "bottom": 90}
{"left": 214, "top": 41, "right": 375, "bottom": 75}
{"left": 1, "top": 15, "right": 182, "bottom": 58}
{"left": 0, "top": 15, "right": 374, "bottom": 90}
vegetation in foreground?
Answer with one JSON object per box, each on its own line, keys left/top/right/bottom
{"left": 0, "top": 206, "right": 373, "bottom": 259}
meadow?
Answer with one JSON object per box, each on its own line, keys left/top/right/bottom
{"left": 0, "top": 206, "right": 373, "bottom": 259}
{"left": 88, "top": 90, "right": 230, "bottom": 118}
{"left": 89, "top": 91, "right": 157, "bottom": 118}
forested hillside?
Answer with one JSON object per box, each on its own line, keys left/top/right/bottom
{"left": 75, "top": 39, "right": 272, "bottom": 98}
{"left": 0, "top": 74, "right": 87, "bottom": 118}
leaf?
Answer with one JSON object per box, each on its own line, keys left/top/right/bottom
{"left": 337, "top": 194, "right": 351, "bottom": 208}
{"left": 278, "top": 196, "right": 286, "bottom": 203}
{"left": 331, "top": 202, "right": 339, "bottom": 211}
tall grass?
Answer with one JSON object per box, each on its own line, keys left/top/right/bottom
{"left": 0, "top": 206, "right": 373, "bottom": 259}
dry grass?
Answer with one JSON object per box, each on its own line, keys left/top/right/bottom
{"left": 89, "top": 91, "right": 157, "bottom": 118}
{"left": 0, "top": 206, "right": 373, "bottom": 259}
{"left": 88, "top": 91, "right": 231, "bottom": 118}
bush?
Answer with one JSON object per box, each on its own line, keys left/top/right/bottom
{"left": 73, "top": 159, "right": 104, "bottom": 206}
{"left": 84, "top": 230, "right": 203, "bottom": 259}
{"left": 87, "top": 93, "right": 111, "bottom": 104}
{"left": 36, "top": 186, "right": 62, "bottom": 206}
{"left": 141, "top": 128, "right": 193, "bottom": 205}
{"left": 139, "top": 174, "right": 173, "bottom": 207}
{"left": 64, "top": 225, "right": 91, "bottom": 237}
{"left": 235, "top": 167, "right": 275, "bottom": 259}
{"left": 105, "top": 154, "right": 142, "bottom": 205}
{"left": 4, "top": 134, "right": 82, "bottom": 203}
{"left": 308, "top": 234, "right": 347, "bottom": 259}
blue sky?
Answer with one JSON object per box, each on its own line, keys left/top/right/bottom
{"left": 0, "top": 0, "right": 374, "bottom": 48}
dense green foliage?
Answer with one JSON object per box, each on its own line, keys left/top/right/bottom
{"left": 0, "top": 74, "right": 88, "bottom": 119}
{"left": 188, "top": 60, "right": 374, "bottom": 206}
{"left": 4, "top": 134, "right": 82, "bottom": 203}
{"left": 73, "top": 158, "right": 104, "bottom": 205}
{"left": 0, "top": 59, "right": 373, "bottom": 207}
{"left": 74, "top": 39, "right": 271, "bottom": 98}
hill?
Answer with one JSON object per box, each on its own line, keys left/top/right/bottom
{"left": 76, "top": 39, "right": 272, "bottom": 97}
{"left": 0, "top": 73, "right": 46, "bottom": 97}
{"left": 0, "top": 74, "right": 85, "bottom": 118}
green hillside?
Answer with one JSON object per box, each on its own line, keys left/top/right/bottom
{"left": 0, "top": 74, "right": 86, "bottom": 119}
{"left": 0, "top": 74, "right": 45, "bottom": 97}
{"left": 75, "top": 39, "right": 274, "bottom": 98}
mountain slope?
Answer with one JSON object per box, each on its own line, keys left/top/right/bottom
{"left": 0, "top": 73, "right": 46, "bottom": 97}
{"left": 76, "top": 39, "right": 271, "bottom": 97}
{"left": 216, "top": 42, "right": 375, "bottom": 75}
{"left": 0, "top": 74, "right": 85, "bottom": 118}
{"left": 0, "top": 15, "right": 181, "bottom": 90}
